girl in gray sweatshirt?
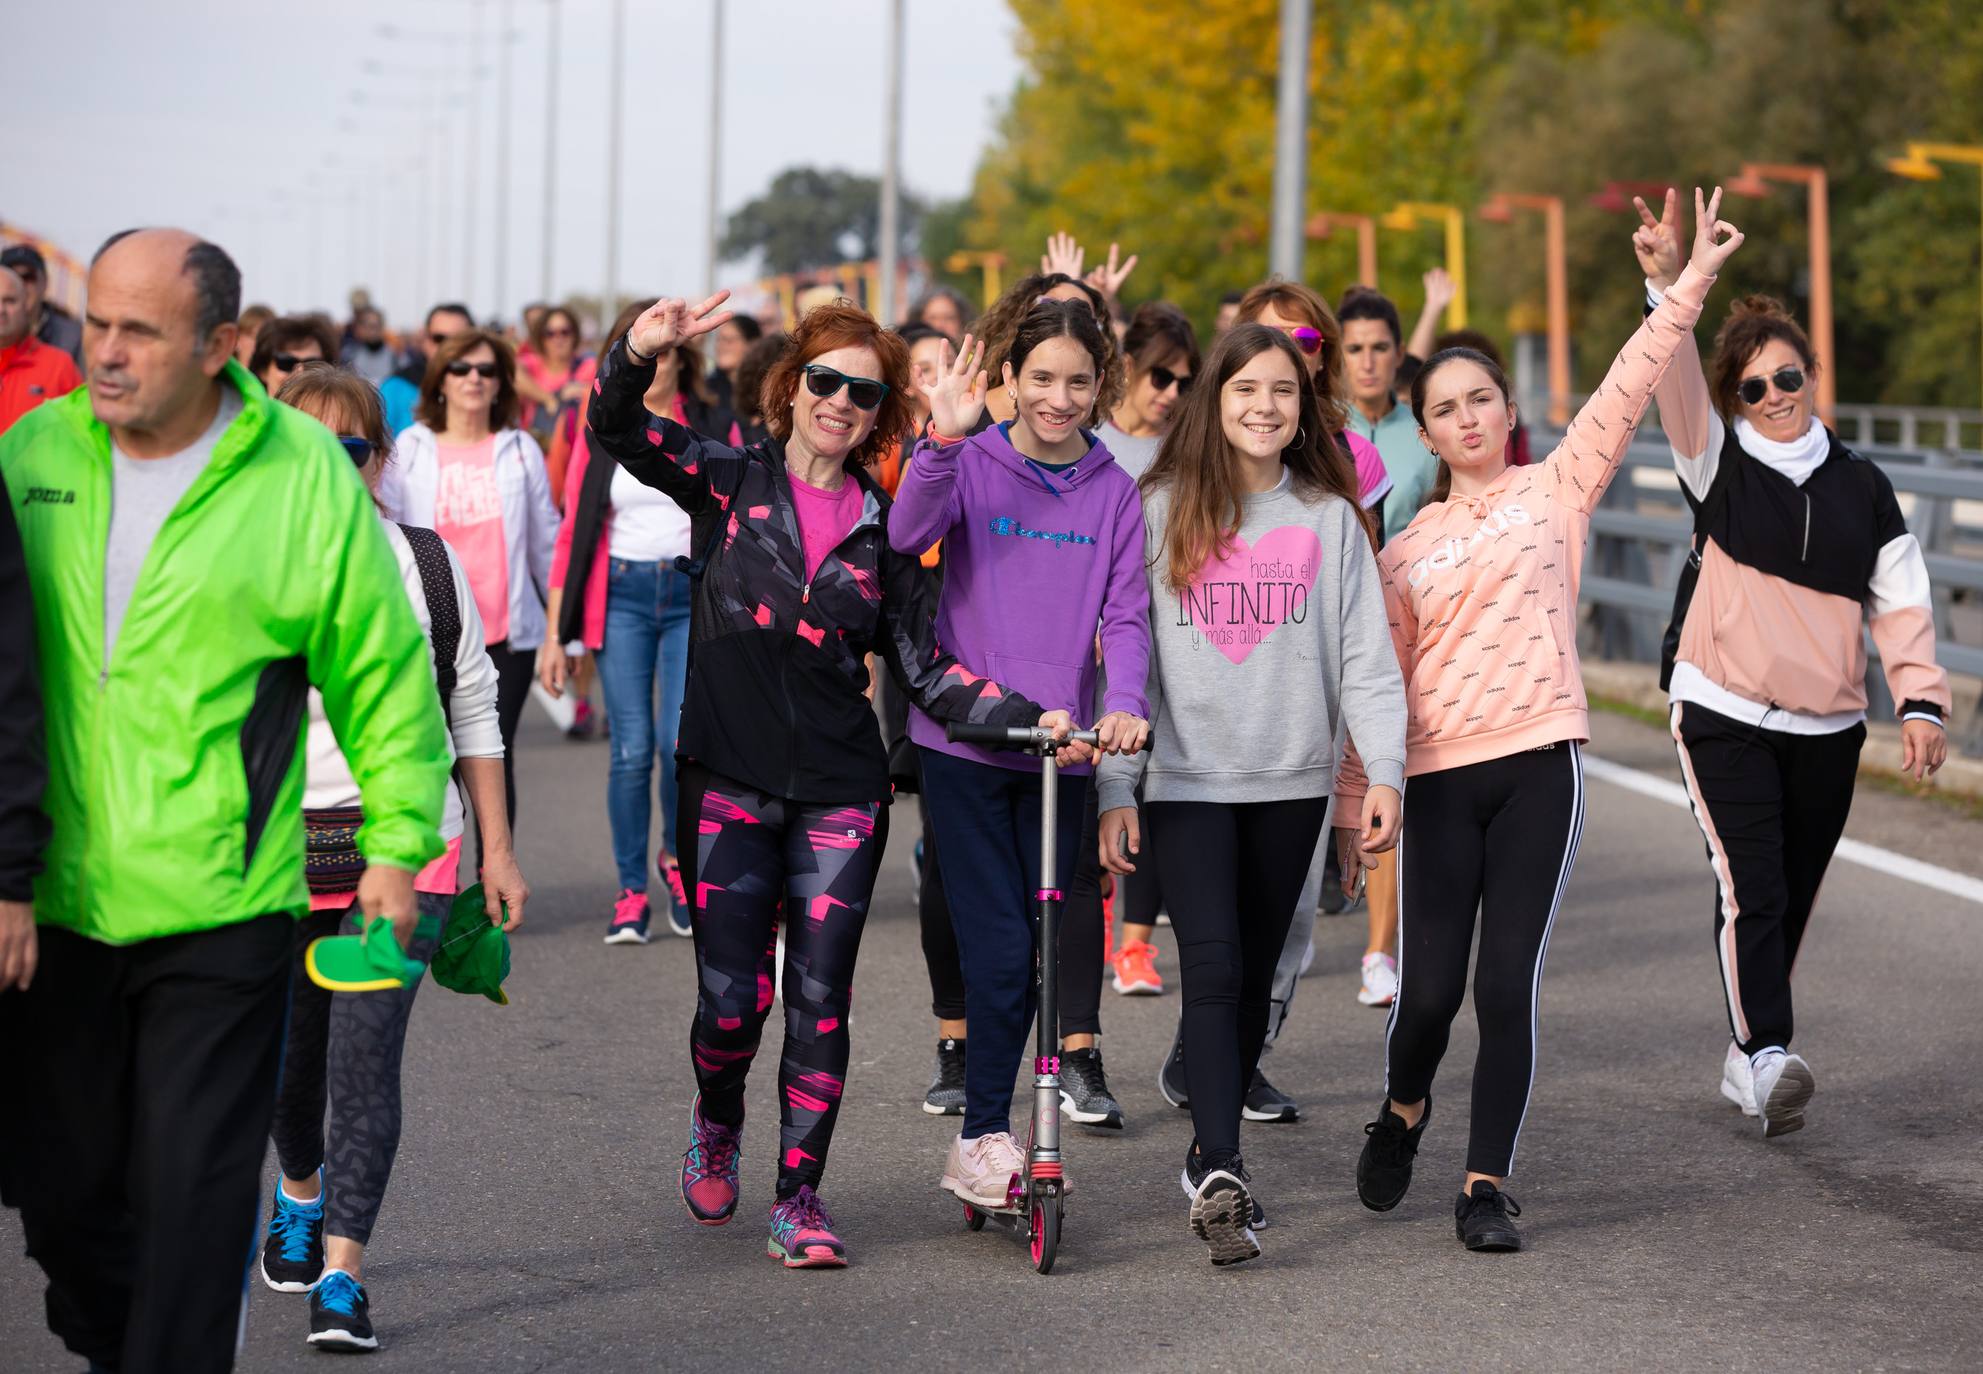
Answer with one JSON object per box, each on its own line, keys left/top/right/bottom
{"left": 1097, "top": 323, "right": 1406, "bottom": 1266}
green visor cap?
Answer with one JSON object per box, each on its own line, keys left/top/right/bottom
{"left": 305, "top": 914, "right": 426, "bottom": 993}
{"left": 429, "top": 884, "right": 513, "bottom": 1005}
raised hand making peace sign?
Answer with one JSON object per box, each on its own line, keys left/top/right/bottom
{"left": 1687, "top": 185, "right": 1745, "bottom": 277}
{"left": 1630, "top": 187, "right": 1685, "bottom": 292}
{"left": 626, "top": 290, "right": 736, "bottom": 361}
{"left": 921, "top": 332, "right": 989, "bottom": 438}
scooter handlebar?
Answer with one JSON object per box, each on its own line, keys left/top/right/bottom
{"left": 944, "top": 722, "right": 1149, "bottom": 754}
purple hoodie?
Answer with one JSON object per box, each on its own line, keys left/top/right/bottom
{"left": 890, "top": 423, "right": 1151, "bottom": 773}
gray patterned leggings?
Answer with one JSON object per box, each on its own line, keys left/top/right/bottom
{"left": 270, "top": 891, "right": 446, "bottom": 1246}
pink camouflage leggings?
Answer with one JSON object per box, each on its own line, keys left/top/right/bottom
{"left": 679, "top": 763, "right": 889, "bottom": 1199}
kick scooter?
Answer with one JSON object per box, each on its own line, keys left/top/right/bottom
{"left": 942, "top": 721, "right": 1122, "bottom": 1274}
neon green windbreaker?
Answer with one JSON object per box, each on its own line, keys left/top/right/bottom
{"left": 1, "top": 362, "right": 450, "bottom": 945}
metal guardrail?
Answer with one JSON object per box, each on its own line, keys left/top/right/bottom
{"left": 1533, "top": 427, "right": 1983, "bottom": 753}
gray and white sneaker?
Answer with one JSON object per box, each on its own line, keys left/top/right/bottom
{"left": 923, "top": 1038, "right": 966, "bottom": 1116}
{"left": 1183, "top": 1147, "right": 1259, "bottom": 1266}
{"left": 1059, "top": 1048, "right": 1124, "bottom": 1129}
{"left": 1750, "top": 1048, "right": 1814, "bottom": 1138}
{"left": 1720, "top": 1041, "right": 1758, "bottom": 1117}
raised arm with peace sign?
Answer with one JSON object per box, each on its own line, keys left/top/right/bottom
{"left": 625, "top": 290, "right": 736, "bottom": 361}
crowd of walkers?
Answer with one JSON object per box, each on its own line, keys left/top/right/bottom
{"left": 0, "top": 186, "right": 1953, "bottom": 1368}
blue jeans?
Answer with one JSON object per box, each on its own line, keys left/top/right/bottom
{"left": 595, "top": 557, "right": 693, "bottom": 892}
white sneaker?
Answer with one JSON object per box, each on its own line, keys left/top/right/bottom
{"left": 1720, "top": 1042, "right": 1758, "bottom": 1116}
{"left": 1750, "top": 1048, "right": 1815, "bottom": 1138}
{"left": 1357, "top": 952, "right": 1398, "bottom": 1007}
{"left": 941, "top": 1131, "right": 1025, "bottom": 1210}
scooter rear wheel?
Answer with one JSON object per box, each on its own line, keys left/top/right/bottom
{"left": 963, "top": 1203, "right": 988, "bottom": 1232}
{"left": 1030, "top": 1184, "right": 1061, "bottom": 1273}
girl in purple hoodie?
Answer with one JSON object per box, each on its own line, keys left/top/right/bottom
{"left": 890, "top": 300, "right": 1153, "bottom": 1213}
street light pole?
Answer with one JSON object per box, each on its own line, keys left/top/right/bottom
{"left": 1385, "top": 202, "right": 1468, "bottom": 328}
{"left": 876, "top": 0, "right": 904, "bottom": 323}
{"left": 1269, "top": 0, "right": 1310, "bottom": 281}
{"left": 494, "top": 0, "right": 514, "bottom": 321}
{"left": 603, "top": 0, "right": 626, "bottom": 323}
{"left": 1888, "top": 142, "right": 1983, "bottom": 412}
{"left": 1728, "top": 164, "right": 1833, "bottom": 423}
{"left": 703, "top": 0, "right": 724, "bottom": 299}
{"left": 1479, "top": 193, "right": 1569, "bottom": 426}
{"left": 465, "top": 0, "right": 484, "bottom": 305}
{"left": 540, "top": 0, "right": 559, "bottom": 304}
{"left": 1306, "top": 211, "right": 1377, "bottom": 288}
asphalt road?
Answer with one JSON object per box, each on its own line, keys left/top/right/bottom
{"left": 3, "top": 707, "right": 1979, "bottom": 1372}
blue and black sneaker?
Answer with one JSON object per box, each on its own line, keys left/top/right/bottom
{"left": 308, "top": 1269, "right": 378, "bottom": 1351}
{"left": 259, "top": 1179, "right": 326, "bottom": 1293}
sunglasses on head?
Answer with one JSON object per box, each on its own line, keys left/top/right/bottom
{"left": 337, "top": 435, "right": 373, "bottom": 466}
{"left": 1737, "top": 365, "right": 1805, "bottom": 407}
{"left": 802, "top": 364, "right": 889, "bottom": 411}
{"left": 1149, "top": 364, "right": 1192, "bottom": 394}
{"left": 1280, "top": 326, "right": 1324, "bottom": 357}
{"left": 446, "top": 360, "right": 500, "bottom": 379}
{"left": 272, "top": 353, "right": 315, "bottom": 372}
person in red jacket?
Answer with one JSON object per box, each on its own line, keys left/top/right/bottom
{"left": 0, "top": 267, "right": 80, "bottom": 433}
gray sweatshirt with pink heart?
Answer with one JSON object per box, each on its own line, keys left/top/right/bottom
{"left": 1095, "top": 471, "right": 1406, "bottom": 814}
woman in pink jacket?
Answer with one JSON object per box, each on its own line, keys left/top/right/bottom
{"left": 1338, "top": 189, "right": 1746, "bottom": 1253}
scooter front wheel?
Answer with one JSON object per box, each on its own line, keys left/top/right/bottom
{"left": 1030, "top": 1183, "right": 1061, "bottom": 1273}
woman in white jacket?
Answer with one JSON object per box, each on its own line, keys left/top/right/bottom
{"left": 380, "top": 329, "right": 559, "bottom": 828}
{"left": 260, "top": 365, "right": 531, "bottom": 1352}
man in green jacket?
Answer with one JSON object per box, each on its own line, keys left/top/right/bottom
{"left": 0, "top": 228, "right": 451, "bottom": 1374}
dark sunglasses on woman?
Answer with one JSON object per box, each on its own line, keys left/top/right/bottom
{"left": 802, "top": 364, "right": 889, "bottom": 411}
{"left": 446, "top": 361, "right": 501, "bottom": 379}
{"left": 1149, "top": 364, "right": 1192, "bottom": 395}
{"left": 337, "top": 436, "right": 373, "bottom": 466}
{"left": 272, "top": 353, "right": 316, "bottom": 373}
{"left": 1737, "top": 365, "right": 1805, "bottom": 407}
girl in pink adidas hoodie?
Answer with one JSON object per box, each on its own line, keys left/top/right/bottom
{"left": 1338, "top": 189, "right": 1746, "bottom": 1252}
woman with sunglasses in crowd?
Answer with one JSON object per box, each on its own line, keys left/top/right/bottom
{"left": 260, "top": 365, "right": 527, "bottom": 1353}
{"left": 249, "top": 314, "right": 339, "bottom": 399}
{"left": 588, "top": 292, "right": 1064, "bottom": 1268}
{"left": 1632, "top": 188, "right": 1950, "bottom": 1140}
{"left": 516, "top": 304, "right": 590, "bottom": 456}
{"left": 1340, "top": 190, "right": 1745, "bottom": 1254}
{"left": 381, "top": 330, "right": 559, "bottom": 833}
{"left": 891, "top": 299, "right": 1151, "bottom": 1210}
{"left": 1094, "top": 302, "right": 1200, "bottom": 1001}
{"left": 540, "top": 297, "right": 740, "bottom": 944}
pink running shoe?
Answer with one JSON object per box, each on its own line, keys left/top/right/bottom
{"left": 681, "top": 1095, "right": 742, "bottom": 1225}
{"left": 765, "top": 1185, "right": 846, "bottom": 1267}
{"left": 605, "top": 889, "right": 650, "bottom": 945}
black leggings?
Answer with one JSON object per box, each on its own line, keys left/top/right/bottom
{"left": 486, "top": 639, "right": 534, "bottom": 829}
{"left": 1388, "top": 743, "right": 1584, "bottom": 1178}
{"left": 1670, "top": 702, "right": 1862, "bottom": 1055}
{"left": 271, "top": 893, "right": 446, "bottom": 1246}
{"left": 1145, "top": 795, "right": 1328, "bottom": 1163}
{"left": 917, "top": 771, "right": 1105, "bottom": 1040}
{"left": 680, "top": 764, "right": 888, "bottom": 1198}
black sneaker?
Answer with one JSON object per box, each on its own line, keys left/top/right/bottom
{"left": 1157, "top": 1021, "right": 1189, "bottom": 1109}
{"left": 307, "top": 1269, "right": 378, "bottom": 1351}
{"left": 1357, "top": 1096, "right": 1430, "bottom": 1212}
{"left": 922, "top": 1038, "right": 966, "bottom": 1116}
{"left": 1058, "top": 1047, "right": 1124, "bottom": 1129}
{"left": 1454, "top": 1180, "right": 1524, "bottom": 1252}
{"left": 1241, "top": 1068, "right": 1299, "bottom": 1123}
{"left": 1181, "top": 1144, "right": 1259, "bottom": 1266}
{"left": 259, "top": 1184, "right": 325, "bottom": 1293}
{"left": 1178, "top": 1142, "right": 1269, "bottom": 1230}
{"left": 1319, "top": 843, "right": 1348, "bottom": 914}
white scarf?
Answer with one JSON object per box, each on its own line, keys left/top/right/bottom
{"left": 1734, "top": 415, "right": 1828, "bottom": 487}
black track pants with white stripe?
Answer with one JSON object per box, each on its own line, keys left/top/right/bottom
{"left": 1386, "top": 742, "right": 1584, "bottom": 1178}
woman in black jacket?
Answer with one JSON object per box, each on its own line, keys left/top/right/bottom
{"left": 587, "top": 292, "right": 1074, "bottom": 1268}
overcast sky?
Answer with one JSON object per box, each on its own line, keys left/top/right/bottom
{"left": 3, "top": 0, "right": 1020, "bottom": 326}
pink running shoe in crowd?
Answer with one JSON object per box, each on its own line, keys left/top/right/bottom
{"left": 681, "top": 1094, "right": 742, "bottom": 1225}
{"left": 765, "top": 1186, "right": 846, "bottom": 1268}
{"left": 605, "top": 889, "right": 650, "bottom": 945}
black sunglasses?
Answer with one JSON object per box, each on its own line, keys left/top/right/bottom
{"left": 802, "top": 364, "right": 889, "bottom": 411}
{"left": 1149, "top": 364, "right": 1192, "bottom": 395}
{"left": 446, "top": 361, "right": 501, "bottom": 379}
{"left": 337, "top": 435, "right": 374, "bottom": 466}
{"left": 1737, "top": 365, "right": 1805, "bottom": 407}
{"left": 272, "top": 353, "right": 316, "bottom": 372}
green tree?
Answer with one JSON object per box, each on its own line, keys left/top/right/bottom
{"left": 722, "top": 167, "right": 926, "bottom": 275}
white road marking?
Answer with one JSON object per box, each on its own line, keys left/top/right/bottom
{"left": 1581, "top": 754, "right": 1983, "bottom": 907}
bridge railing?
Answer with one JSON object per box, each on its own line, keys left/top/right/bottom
{"left": 1528, "top": 424, "right": 1983, "bottom": 754}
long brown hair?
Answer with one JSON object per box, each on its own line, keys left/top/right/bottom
{"left": 1144, "top": 324, "right": 1374, "bottom": 590}
{"left": 1409, "top": 345, "right": 1514, "bottom": 507}
{"left": 761, "top": 300, "right": 913, "bottom": 468}
{"left": 416, "top": 328, "right": 521, "bottom": 431}
{"left": 1236, "top": 279, "right": 1349, "bottom": 433}
{"left": 1709, "top": 295, "right": 1816, "bottom": 421}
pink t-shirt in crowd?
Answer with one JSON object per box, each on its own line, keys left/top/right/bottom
{"left": 433, "top": 437, "right": 511, "bottom": 644}
{"left": 787, "top": 470, "right": 863, "bottom": 581}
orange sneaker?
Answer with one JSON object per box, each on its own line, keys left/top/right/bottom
{"left": 1111, "top": 939, "right": 1164, "bottom": 995}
